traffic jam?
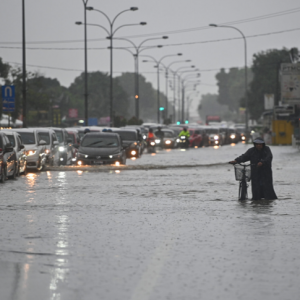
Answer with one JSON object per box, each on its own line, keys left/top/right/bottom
{"left": 0, "top": 123, "right": 247, "bottom": 182}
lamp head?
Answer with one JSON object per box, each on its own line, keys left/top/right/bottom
{"left": 191, "top": 65, "right": 195, "bottom": 68}
{"left": 162, "top": 36, "right": 168, "bottom": 39}
{"left": 209, "top": 24, "right": 218, "bottom": 27}
{"left": 177, "top": 53, "right": 182, "bottom": 56}
{"left": 140, "top": 22, "right": 147, "bottom": 25}
{"left": 86, "top": 7, "right": 94, "bottom": 11}
{"left": 75, "top": 22, "right": 82, "bottom": 25}
{"left": 130, "top": 7, "right": 138, "bottom": 11}
{"left": 186, "top": 60, "right": 191, "bottom": 62}
{"left": 157, "top": 45, "right": 163, "bottom": 48}
{"left": 142, "top": 60, "right": 148, "bottom": 62}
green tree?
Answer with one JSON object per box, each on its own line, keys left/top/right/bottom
{"left": 248, "top": 48, "right": 293, "bottom": 120}
{"left": 68, "top": 71, "right": 129, "bottom": 120}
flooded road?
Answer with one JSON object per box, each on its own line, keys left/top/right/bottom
{"left": 0, "top": 144, "right": 300, "bottom": 300}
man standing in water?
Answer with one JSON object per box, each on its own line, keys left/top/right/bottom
{"left": 230, "top": 137, "right": 277, "bottom": 200}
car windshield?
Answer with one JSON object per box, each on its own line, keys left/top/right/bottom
{"left": 236, "top": 127, "right": 246, "bottom": 133}
{"left": 81, "top": 135, "right": 119, "bottom": 148}
{"left": 6, "top": 135, "right": 15, "bottom": 147}
{"left": 38, "top": 132, "right": 50, "bottom": 145}
{"left": 206, "top": 128, "right": 219, "bottom": 134}
{"left": 162, "top": 131, "right": 174, "bottom": 138}
{"left": 68, "top": 133, "right": 75, "bottom": 144}
{"left": 114, "top": 131, "right": 136, "bottom": 141}
{"left": 54, "top": 131, "right": 63, "bottom": 143}
{"left": 18, "top": 132, "right": 36, "bottom": 144}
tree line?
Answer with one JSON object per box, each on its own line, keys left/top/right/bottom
{"left": 198, "top": 48, "right": 298, "bottom": 122}
{"left": 0, "top": 59, "right": 171, "bottom": 126}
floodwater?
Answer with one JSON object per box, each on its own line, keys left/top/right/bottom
{"left": 0, "top": 143, "right": 299, "bottom": 300}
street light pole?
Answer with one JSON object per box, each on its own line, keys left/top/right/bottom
{"left": 142, "top": 53, "right": 182, "bottom": 123}
{"left": 22, "top": 0, "right": 27, "bottom": 128}
{"left": 86, "top": 7, "right": 141, "bottom": 127}
{"left": 209, "top": 24, "right": 248, "bottom": 133}
{"left": 83, "top": 0, "right": 89, "bottom": 126}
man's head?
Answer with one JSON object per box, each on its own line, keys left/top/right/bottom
{"left": 157, "top": 126, "right": 162, "bottom": 131}
{"left": 183, "top": 127, "right": 187, "bottom": 131}
{"left": 253, "top": 137, "right": 265, "bottom": 150}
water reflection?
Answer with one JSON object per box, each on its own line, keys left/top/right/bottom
{"left": 26, "top": 173, "right": 37, "bottom": 188}
{"left": 77, "top": 170, "right": 83, "bottom": 175}
{"left": 115, "top": 170, "right": 121, "bottom": 174}
{"left": 213, "top": 146, "right": 219, "bottom": 150}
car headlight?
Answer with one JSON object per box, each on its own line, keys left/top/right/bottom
{"left": 143, "top": 135, "right": 147, "bottom": 140}
{"left": 214, "top": 135, "right": 219, "bottom": 140}
{"left": 230, "top": 134, "right": 236, "bottom": 139}
{"left": 45, "top": 149, "right": 50, "bottom": 154}
{"left": 155, "top": 139, "right": 160, "bottom": 144}
{"left": 150, "top": 141, "right": 155, "bottom": 146}
{"left": 241, "top": 136, "right": 246, "bottom": 140}
{"left": 165, "top": 140, "right": 171, "bottom": 145}
{"left": 26, "top": 150, "right": 36, "bottom": 156}
{"left": 109, "top": 154, "right": 120, "bottom": 158}
{"left": 176, "top": 138, "right": 180, "bottom": 143}
{"left": 131, "top": 150, "right": 137, "bottom": 156}
{"left": 59, "top": 146, "right": 65, "bottom": 152}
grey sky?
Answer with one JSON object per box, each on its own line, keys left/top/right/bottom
{"left": 1, "top": 0, "right": 299, "bottom": 116}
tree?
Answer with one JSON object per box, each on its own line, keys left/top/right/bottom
{"left": 68, "top": 71, "right": 129, "bottom": 120}
{"left": 215, "top": 67, "right": 252, "bottom": 112}
{"left": 248, "top": 48, "right": 293, "bottom": 120}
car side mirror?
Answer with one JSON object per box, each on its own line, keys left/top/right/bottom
{"left": 39, "top": 140, "right": 47, "bottom": 146}
{"left": 53, "top": 141, "right": 59, "bottom": 146}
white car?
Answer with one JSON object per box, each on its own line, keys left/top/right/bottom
{"left": 13, "top": 129, "right": 47, "bottom": 171}
{"left": 31, "top": 128, "right": 60, "bottom": 166}
{"left": 1, "top": 130, "right": 27, "bottom": 175}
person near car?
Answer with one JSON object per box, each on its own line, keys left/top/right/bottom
{"left": 229, "top": 137, "right": 277, "bottom": 200}
{"left": 178, "top": 127, "right": 191, "bottom": 139}
{"left": 146, "top": 128, "right": 156, "bottom": 142}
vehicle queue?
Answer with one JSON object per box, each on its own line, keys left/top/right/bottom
{"left": 0, "top": 123, "right": 245, "bottom": 184}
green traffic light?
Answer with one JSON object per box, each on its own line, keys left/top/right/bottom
{"left": 176, "top": 121, "right": 180, "bottom": 125}
{"left": 159, "top": 107, "right": 164, "bottom": 111}
{"left": 185, "top": 120, "right": 189, "bottom": 124}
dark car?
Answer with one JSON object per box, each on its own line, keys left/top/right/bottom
{"left": 113, "top": 129, "right": 142, "bottom": 158}
{"left": 0, "top": 132, "right": 18, "bottom": 181}
{"left": 75, "top": 133, "right": 126, "bottom": 165}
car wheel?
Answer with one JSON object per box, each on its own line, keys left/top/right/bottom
{"left": 122, "top": 156, "right": 126, "bottom": 165}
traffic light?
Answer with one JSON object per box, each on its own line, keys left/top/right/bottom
{"left": 176, "top": 121, "right": 180, "bottom": 125}
{"left": 159, "top": 107, "right": 164, "bottom": 111}
{"left": 185, "top": 120, "right": 189, "bottom": 124}
{"left": 135, "top": 95, "right": 139, "bottom": 99}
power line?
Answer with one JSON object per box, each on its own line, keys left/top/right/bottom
{"left": 1, "top": 7, "right": 300, "bottom": 45}
{"left": 1, "top": 27, "right": 299, "bottom": 51}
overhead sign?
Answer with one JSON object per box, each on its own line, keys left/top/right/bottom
{"left": 264, "top": 94, "right": 274, "bottom": 110}
{"left": 281, "top": 63, "right": 300, "bottom": 104}
{"left": 1, "top": 85, "right": 15, "bottom": 112}
{"left": 68, "top": 108, "right": 78, "bottom": 118}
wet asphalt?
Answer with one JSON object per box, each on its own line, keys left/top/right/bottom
{"left": 0, "top": 143, "right": 299, "bottom": 300}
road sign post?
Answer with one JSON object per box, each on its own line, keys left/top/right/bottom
{"left": 2, "top": 86, "right": 15, "bottom": 113}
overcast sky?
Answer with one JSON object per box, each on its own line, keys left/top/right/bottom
{"left": 1, "top": 0, "right": 299, "bottom": 116}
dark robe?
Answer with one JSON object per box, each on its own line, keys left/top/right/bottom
{"left": 235, "top": 145, "right": 277, "bottom": 200}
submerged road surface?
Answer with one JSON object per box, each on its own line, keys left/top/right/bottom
{"left": 0, "top": 144, "right": 300, "bottom": 300}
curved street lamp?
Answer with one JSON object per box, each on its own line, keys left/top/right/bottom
{"left": 113, "top": 36, "right": 168, "bottom": 119}
{"left": 82, "top": 6, "right": 144, "bottom": 126}
{"left": 142, "top": 53, "right": 182, "bottom": 123}
{"left": 209, "top": 23, "right": 248, "bottom": 133}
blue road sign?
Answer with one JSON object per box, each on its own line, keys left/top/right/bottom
{"left": 2, "top": 86, "right": 15, "bottom": 112}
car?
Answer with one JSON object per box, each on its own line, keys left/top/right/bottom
{"left": 13, "top": 128, "right": 47, "bottom": 171}
{"left": 75, "top": 132, "right": 126, "bottom": 165}
{"left": 50, "top": 127, "right": 73, "bottom": 165}
{"left": 1, "top": 130, "right": 27, "bottom": 175}
{"left": 154, "top": 129, "right": 177, "bottom": 148}
{"left": 32, "top": 128, "right": 60, "bottom": 166}
{"left": 0, "top": 132, "right": 18, "bottom": 180}
{"left": 66, "top": 128, "right": 81, "bottom": 163}
{"left": 188, "top": 128, "right": 202, "bottom": 147}
{"left": 205, "top": 127, "right": 223, "bottom": 146}
{"left": 113, "top": 129, "right": 142, "bottom": 158}
{"left": 227, "top": 128, "right": 239, "bottom": 144}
